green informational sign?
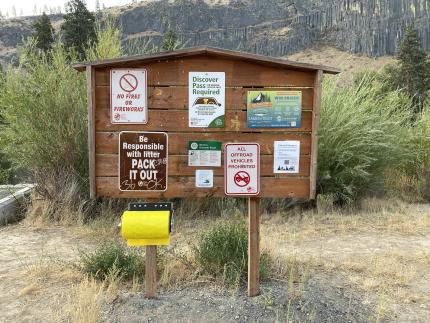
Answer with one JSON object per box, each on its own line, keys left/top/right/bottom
{"left": 188, "top": 141, "right": 222, "bottom": 167}
{"left": 188, "top": 141, "right": 222, "bottom": 151}
{"left": 247, "top": 91, "right": 302, "bottom": 128}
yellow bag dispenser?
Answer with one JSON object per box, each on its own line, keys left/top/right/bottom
{"left": 121, "top": 202, "right": 173, "bottom": 246}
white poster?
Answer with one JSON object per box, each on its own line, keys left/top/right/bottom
{"left": 111, "top": 69, "right": 147, "bottom": 124}
{"left": 273, "top": 141, "right": 300, "bottom": 174}
{"left": 189, "top": 72, "right": 225, "bottom": 128}
{"left": 195, "top": 170, "right": 214, "bottom": 188}
{"left": 188, "top": 141, "right": 222, "bottom": 167}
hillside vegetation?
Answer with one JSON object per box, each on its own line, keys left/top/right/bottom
{"left": 2, "top": 0, "right": 430, "bottom": 65}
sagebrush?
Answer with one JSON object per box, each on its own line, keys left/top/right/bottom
{"left": 79, "top": 241, "right": 145, "bottom": 280}
{"left": 194, "top": 218, "right": 269, "bottom": 286}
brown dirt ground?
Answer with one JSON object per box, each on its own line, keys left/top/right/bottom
{"left": 0, "top": 202, "right": 429, "bottom": 322}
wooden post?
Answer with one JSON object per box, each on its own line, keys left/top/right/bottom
{"left": 310, "top": 69, "right": 323, "bottom": 200}
{"left": 247, "top": 197, "right": 260, "bottom": 297}
{"left": 85, "top": 66, "right": 96, "bottom": 199}
{"left": 145, "top": 245, "right": 157, "bottom": 298}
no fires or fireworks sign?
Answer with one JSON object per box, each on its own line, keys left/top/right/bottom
{"left": 224, "top": 143, "right": 260, "bottom": 196}
{"left": 111, "top": 69, "right": 148, "bottom": 124}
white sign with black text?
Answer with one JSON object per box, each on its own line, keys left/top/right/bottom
{"left": 273, "top": 141, "right": 300, "bottom": 174}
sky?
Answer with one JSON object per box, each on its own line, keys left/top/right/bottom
{"left": 0, "top": 0, "right": 136, "bottom": 17}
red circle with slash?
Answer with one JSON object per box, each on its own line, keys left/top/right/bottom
{"left": 234, "top": 171, "right": 250, "bottom": 187}
{"left": 119, "top": 73, "right": 138, "bottom": 92}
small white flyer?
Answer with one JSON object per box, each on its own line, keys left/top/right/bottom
{"left": 189, "top": 72, "right": 225, "bottom": 128}
{"left": 195, "top": 170, "right": 214, "bottom": 188}
{"left": 188, "top": 141, "right": 222, "bottom": 167}
{"left": 274, "top": 141, "right": 300, "bottom": 174}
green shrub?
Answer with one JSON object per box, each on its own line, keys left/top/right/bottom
{"left": 318, "top": 75, "right": 417, "bottom": 204}
{"left": 0, "top": 40, "right": 88, "bottom": 196}
{"left": 0, "top": 19, "right": 137, "bottom": 219}
{"left": 386, "top": 105, "right": 430, "bottom": 201}
{"left": 79, "top": 241, "right": 144, "bottom": 280}
{"left": 194, "top": 218, "right": 268, "bottom": 286}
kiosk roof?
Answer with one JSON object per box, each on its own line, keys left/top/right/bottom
{"left": 73, "top": 46, "right": 340, "bottom": 74}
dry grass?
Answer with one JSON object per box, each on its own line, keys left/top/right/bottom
{"left": 18, "top": 283, "right": 40, "bottom": 296}
{"left": 261, "top": 199, "right": 430, "bottom": 321}
{"left": 3, "top": 197, "right": 429, "bottom": 322}
{"left": 21, "top": 255, "right": 122, "bottom": 322}
{"left": 70, "top": 277, "right": 105, "bottom": 323}
{"left": 262, "top": 198, "right": 430, "bottom": 241}
{"left": 158, "top": 249, "right": 196, "bottom": 289}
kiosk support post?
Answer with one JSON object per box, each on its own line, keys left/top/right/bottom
{"left": 247, "top": 197, "right": 260, "bottom": 297}
{"left": 145, "top": 245, "right": 157, "bottom": 298}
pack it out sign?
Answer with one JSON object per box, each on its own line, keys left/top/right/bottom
{"left": 111, "top": 69, "right": 148, "bottom": 124}
{"left": 119, "top": 132, "right": 168, "bottom": 191}
{"left": 224, "top": 143, "right": 260, "bottom": 196}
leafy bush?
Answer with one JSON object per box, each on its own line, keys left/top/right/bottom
{"left": 79, "top": 241, "right": 144, "bottom": 280}
{"left": 0, "top": 19, "right": 133, "bottom": 219}
{"left": 0, "top": 41, "right": 88, "bottom": 197}
{"left": 194, "top": 218, "right": 268, "bottom": 286}
{"left": 318, "top": 75, "right": 416, "bottom": 204}
{"left": 386, "top": 105, "right": 430, "bottom": 201}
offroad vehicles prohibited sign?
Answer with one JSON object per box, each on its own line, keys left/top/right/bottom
{"left": 224, "top": 143, "right": 260, "bottom": 196}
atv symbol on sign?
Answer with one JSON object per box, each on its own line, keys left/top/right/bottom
{"left": 234, "top": 171, "right": 251, "bottom": 187}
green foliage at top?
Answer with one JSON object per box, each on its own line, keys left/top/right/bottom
{"left": 85, "top": 18, "right": 122, "bottom": 61}
{"left": 0, "top": 40, "right": 88, "bottom": 190}
{"left": 395, "top": 104, "right": 430, "bottom": 200}
{"left": 381, "top": 25, "right": 430, "bottom": 115}
{"left": 79, "top": 241, "right": 145, "bottom": 280}
{"left": 0, "top": 67, "right": 10, "bottom": 184}
{"left": 61, "top": 0, "right": 96, "bottom": 59}
{"left": 32, "top": 12, "right": 55, "bottom": 52}
{"left": 162, "top": 28, "right": 182, "bottom": 52}
{"left": 0, "top": 17, "right": 159, "bottom": 205}
{"left": 318, "top": 75, "right": 420, "bottom": 204}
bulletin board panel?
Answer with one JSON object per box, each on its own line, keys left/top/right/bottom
{"left": 89, "top": 54, "right": 322, "bottom": 199}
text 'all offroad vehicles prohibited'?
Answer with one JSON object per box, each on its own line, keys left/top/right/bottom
{"left": 224, "top": 143, "right": 260, "bottom": 196}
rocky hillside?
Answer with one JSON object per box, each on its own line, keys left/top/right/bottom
{"left": 1, "top": 0, "right": 429, "bottom": 65}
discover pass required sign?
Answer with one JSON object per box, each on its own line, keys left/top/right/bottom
{"left": 224, "top": 143, "right": 260, "bottom": 196}
{"left": 111, "top": 69, "right": 148, "bottom": 124}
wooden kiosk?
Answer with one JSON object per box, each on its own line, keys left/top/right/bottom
{"left": 74, "top": 47, "right": 339, "bottom": 297}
